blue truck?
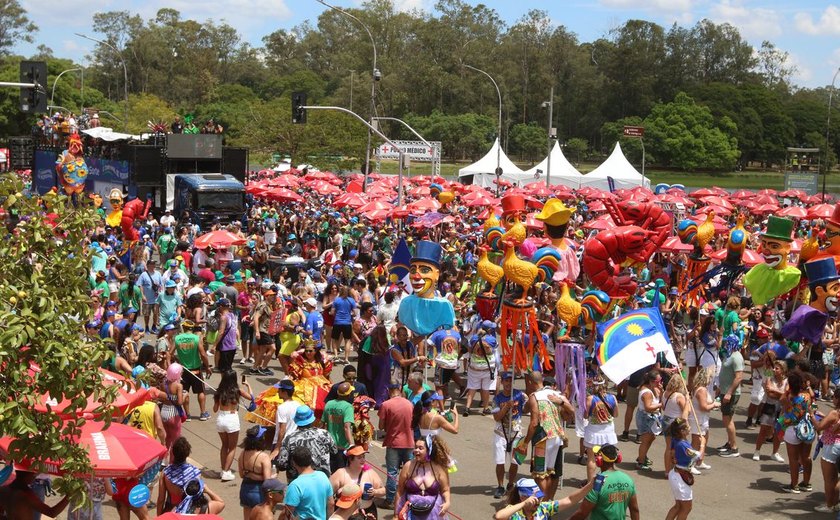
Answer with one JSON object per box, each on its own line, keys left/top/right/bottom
{"left": 169, "top": 173, "right": 246, "bottom": 227}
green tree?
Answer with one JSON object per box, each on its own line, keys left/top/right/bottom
{"left": 509, "top": 123, "right": 545, "bottom": 163}
{"left": 0, "top": 175, "right": 116, "bottom": 503}
{"left": 642, "top": 92, "right": 740, "bottom": 170}
{"left": 126, "top": 92, "right": 178, "bottom": 134}
{"left": 564, "top": 137, "right": 588, "bottom": 165}
{"left": 0, "top": 0, "right": 37, "bottom": 56}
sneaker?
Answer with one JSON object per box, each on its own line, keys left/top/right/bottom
{"left": 260, "top": 368, "right": 274, "bottom": 376}
{"left": 239, "top": 358, "right": 247, "bottom": 365}
{"left": 633, "top": 434, "right": 641, "bottom": 444}
{"left": 798, "top": 483, "right": 813, "bottom": 492}
{"left": 781, "top": 485, "right": 801, "bottom": 494}
{"left": 199, "top": 412, "right": 210, "bottom": 421}
{"left": 462, "top": 408, "right": 470, "bottom": 417}
{"left": 635, "top": 460, "right": 652, "bottom": 471}
{"left": 746, "top": 422, "right": 757, "bottom": 431}
{"left": 697, "top": 462, "right": 712, "bottom": 470}
{"left": 619, "top": 432, "right": 630, "bottom": 442}
{"left": 815, "top": 504, "right": 835, "bottom": 513}
{"left": 220, "top": 470, "right": 235, "bottom": 481}
{"left": 690, "top": 467, "right": 701, "bottom": 475}
{"left": 247, "top": 357, "right": 255, "bottom": 363}
{"left": 150, "top": 327, "right": 159, "bottom": 334}
{"left": 720, "top": 450, "right": 740, "bottom": 458}
{"left": 246, "top": 367, "right": 261, "bottom": 375}
{"left": 752, "top": 452, "right": 760, "bottom": 461}
{"left": 577, "top": 455, "right": 588, "bottom": 466}
{"left": 482, "top": 407, "right": 492, "bottom": 416}
{"left": 493, "top": 486, "right": 505, "bottom": 499}
{"left": 716, "top": 443, "right": 732, "bottom": 454}
{"left": 772, "top": 453, "right": 785, "bottom": 463}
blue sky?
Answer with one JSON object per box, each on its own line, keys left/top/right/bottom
{"left": 14, "top": 0, "right": 840, "bottom": 89}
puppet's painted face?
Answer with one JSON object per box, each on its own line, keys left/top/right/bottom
{"left": 68, "top": 138, "right": 83, "bottom": 155}
{"left": 826, "top": 224, "right": 840, "bottom": 249}
{"left": 816, "top": 280, "right": 840, "bottom": 313}
{"left": 410, "top": 260, "right": 439, "bottom": 298}
{"left": 760, "top": 237, "right": 791, "bottom": 269}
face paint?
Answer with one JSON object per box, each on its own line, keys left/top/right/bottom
{"left": 816, "top": 280, "right": 840, "bottom": 313}
{"left": 760, "top": 237, "right": 791, "bottom": 269}
{"left": 409, "top": 260, "right": 439, "bottom": 298}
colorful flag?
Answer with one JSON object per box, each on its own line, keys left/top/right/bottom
{"left": 595, "top": 304, "right": 677, "bottom": 384}
{"left": 388, "top": 238, "right": 413, "bottom": 294}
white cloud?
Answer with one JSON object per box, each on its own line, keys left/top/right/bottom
{"left": 600, "top": 0, "right": 694, "bottom": 12}
{"left": 139, "top": 0, "right": 292, "bottom": 30}
{"left": 785, "top": 52, "right": 813, "bottom": 84}
{"left": 392, "top": 0, "right": 430, "bottom": 12}
{"left": 709, "top": 0, "right": 782, "bottom": 39}
{"left": 794, "top": 6, "right": 840, "bottom": 35}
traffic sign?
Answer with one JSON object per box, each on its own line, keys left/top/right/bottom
{"left": 623, "top": 126, "right": 644, "bottom": 137}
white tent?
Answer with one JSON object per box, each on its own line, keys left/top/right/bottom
{"left": 519, "top": 142, "right": 584, "bottom": 189}
{"left": 580, "top": 142, "right": 649, "bottom": 190}
{"left": 458, "top": 139, "right": 524, "bottom": 188}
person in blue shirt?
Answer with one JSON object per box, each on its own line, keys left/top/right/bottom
{"left": 426, "top": 328, "right": 464, "bottom": 399}
{"left": 302, "top": 297, "right": 324, "bottom": 347}
{"left": 666, "top": 418, "right": 700, "bottom": 520}
{"left": 284, "top": 446, "right": 334, "bottom": 519}
{"left": 137, "top": 259, "right": 162, "bottom": 333}
{"left": 756, "top": 331, "right": 793, "bottom": 363}
{"left": 328, "top": 286, "right": 356, "bottom": 364}
{"left": 491, "top": 372, "right": 528, "bottom": 498}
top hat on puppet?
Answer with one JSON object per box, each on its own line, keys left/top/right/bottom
{"left": 827, "top": 203, "right": 840, "bottom": 229}
{"left": 761, "top": 215, "right": 794, "bottom": 242}
{"left": 411, "top": 240, "right": 442, "bottom": 268}
{"left": 535, "top": 198, "right": 575, "bottom": 227}
{"left": 805, "top": 257, "right": 840, "bottom": 289}
{"left": 501, "top": 194, "right": 526, "bottom": 217}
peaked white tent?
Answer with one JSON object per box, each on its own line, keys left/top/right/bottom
{"left": 458, "top": 139, "right": 524, "bottom": 188}
{"left": 520, "top": 142, "right": 584, "bottom": 189}
{"left": 580, "top": 142, "right": 649, "bottom": 190}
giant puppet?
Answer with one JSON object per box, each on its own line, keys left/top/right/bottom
{"left": 106, "top": 188, "right": 152, "bottom": 244}
{"left": 534, "top": 198, "right": 580, "bottom": 282}
{"left": 397, "top": 240, "right": 456, "bottom": 336}
{"left": 55, "top": 133, "right": 88, "bottom": 195}
{"left": 743, "top": 215, "right": 801, "bottom": 305}
{"left": 809, "top": 204, "right": 840, "bottom": 268}
{"left": 781, "top": 258, "right": 840, "bottom": 345}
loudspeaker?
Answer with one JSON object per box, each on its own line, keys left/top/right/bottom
{"left": 9, "top": 136, "right": 35, "bottom": 170}
{"left": 131, "top": 146, "right": 164, "bottom": 185}
{"left": 222, "top": 147, "right": 248, "bottom": 183}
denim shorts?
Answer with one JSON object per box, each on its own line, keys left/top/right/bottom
{"left": 240, "top": 478, "right": 264, "bottom": 507}
{"left": 821, "top": 443, "right": 840, "bottom": 464}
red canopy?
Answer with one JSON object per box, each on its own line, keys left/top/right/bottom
{"left": 358, "top": 200, "right": 394, "bottom": 213}
{"left": 267, "top": 174, "right": 300, "bottom": 187}
{"left": 334, "top": 193, "right": 369, "bottom": 209}
{"left": 699, "top": 196, "right": 734, "bottom": 210}
{"left": 264, "top": 187, "right": 303, "bottom": 202}
{"left": 753, "top": 194, "right": 778, "bottom": 205}
{"left": 33, "top": 368, "right": 149, "bottom": 419}
{"left": 583, "top": 215, "right": 616, "bottom": 230}
{"left": 524, "top": 213, "right": 544, "bottom": 230}
{"left": 409, "top": 199, "right": 441, "bottom": 213}
{"left": 696, "top": 205, "right": 732, "bottom": 217}
{"left": 0, "top": 421, "right": 166, "bottom": 478}
{"left": 731, "top": 189, "right": 754, "bottom": 199}
{"left": 808, "top": 204, "right": 835, "bottom": 219}
{"left": 464, "top": 194, "right": 499, "bottom": 207}
{"left": 777, "top": 206, "right": 808, "bottom": 219}
{"left": 194, "top": 230, "right": 247, "bottom": 250}
{"left": 525, "top": 182, "right": 555, "bottom": 197}
{"left": 690, "top": 188, "right": 716, "bottom": 198}
{"left": 660, "top": 236, "right": 693, "bottom": 253}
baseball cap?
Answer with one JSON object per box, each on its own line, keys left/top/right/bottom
{"left": 345, "top": 445, "right": 368, "bottom": 457}
{"left": 304, "top": 297, "right": 317, "bottom": 307}
{"left": 143, "top": 234, "right": 150, "bottom": 239}
{"left": 125, "top": 307, "right": 138, "bottom": 315}
{"left": 165, "top": 280, "right": 177, "bottom": 288}
{"left": 354, "top": 263, "right": 363, "bottom": 269}
{"left": 168, "top": 259, "right": 178, "bottom": 267}
{"left": 337, "top": 382, "right": 354, "bottom": 397}
{"left": 516, "top": 478, "right": 545, "bottom": 499}
{"left": 335, "top": 483, "right": 363, "bottom": 509}
{"left": 104, "top": 310, "right": 116, "bottom": 318}
{"left": 500, "top": 371, "right": 513, "bottom": 380}
{"left": 162, "top": 323, "right": 177, "bottom": 332}
{"left": 217, "top": 298, "right": 231, "bottom": 307}
{"left": 274, "top": 379, "right": 295, "bottom": 392}
{"left": 261, "top": 479, "right": 287, "bottom": 494}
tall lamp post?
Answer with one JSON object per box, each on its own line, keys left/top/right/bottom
{"left": 825, "top": 67, "right": 840, "bottom": 201}
{"left": 541, "top": 85, "right": 555, "bottom": 187}
{"left": 50, "top": 68, "right": 83, "bottom": 110}
{"left": 315, "top": 0, "right": 379, "bottom": 189}
{"left": 464, "top": 64, "right": 503, "bottom": 194}
{"left": 76, "top": 33, "right": 128, "bottom": 131}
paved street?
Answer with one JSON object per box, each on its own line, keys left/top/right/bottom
{"left": 86, "top": 356, "right": 834, "bottom": 519}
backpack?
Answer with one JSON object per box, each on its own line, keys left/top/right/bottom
{"left": 206, "top": 309, "right": 221, "bottom": 332}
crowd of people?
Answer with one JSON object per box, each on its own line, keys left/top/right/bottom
{"left": 7, "top": 164, "right": 840, "bottom": 520}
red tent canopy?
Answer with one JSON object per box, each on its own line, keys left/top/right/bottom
{"left": 194, "top": 230, "right": 247, "bottom": 250}
{"left": 808, "top": 203, "right": 834, "bottom": 219}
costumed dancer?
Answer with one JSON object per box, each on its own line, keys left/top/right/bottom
{"left": 397, "top": 240, "right": 456, "bottom": 336}
{"left": 743, "top": 215, "right": 801, "bottom": 305}
{"left": 55, "top": 133, "right": 88, "bottom": 196}
{"left": 534, "top": 198, "right": 580, "bottom": 283}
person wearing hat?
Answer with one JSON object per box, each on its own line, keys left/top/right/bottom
{"left": 156, "top": 226, "right": 177, "bottom": 265}
{"left": 567, "top": 445, "right": 640, "bottom": 520}
{"left": 268, "top": 380, "right": 299, "bottom": 460}
{"left": 277, "top": 406, "right": 338, "bottom": 482}
{"left": 138, "top": 259, "right": 163, "bottom": 333}
{"left": 173, "top": 320, "right": 211, "bottom": 421}
{"left": 489, "top": 371, "right": 528, "bottom": 498}
{"left": 743, "top": 215, "right": 801, "bottom": 304}
{"left": 329, "top": 446, "right": 384, "bottom": 518}
{"left": 494, "top": 476, "right": 594, "bottom": 520}
{"left": 90, "top": 270, "right": 109, "bottom": 296}
{"left": 397, "top": 240, "right": 456, "bottom": 336}
{"left": 328, "top": 482, "right": 363, "bottom": 520}
{"left": 323, "top": 382, "right": 356, "bottom": 472}
{"left": 535, "top": 198, "right": 580, "bottom": 282}
{"left": 162, "top": 259, "right": 188, "bottom": 296}
{"left": 249, "top": 479, "right": 286, "bottom": 520}
{"left": 156, "top": 279, "right": 184, "bottom": 330}
{"left": 215, "top": 274, "right": 240, "bottom": 307}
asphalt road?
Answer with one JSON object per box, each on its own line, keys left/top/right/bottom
{"left": 84, "top": 354, "right": 835, "bottom": 520}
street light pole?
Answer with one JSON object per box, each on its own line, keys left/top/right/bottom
{"left": 464, "top": 64, "right": 502, "bottom": 195}
{"left": 372, "top": 116, "right": 438, "bottom": 178}
{"left": 543, "top": 85, "right": 554, "bottom": 187}
{"left": 76, "top": 33, "right": 128, "bottom": 132}
{"left": 50, "top": 68, "right": 82, "bottom": 108}
{"left": 825, "top": 67, "right": 840, "bottom": 201}
{"left": 315, "top": 0, "right": 378, "bottom": 190}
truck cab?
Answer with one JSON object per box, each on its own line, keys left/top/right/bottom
{"left": 172, "top": 174, "right": 245, "bottom": 227}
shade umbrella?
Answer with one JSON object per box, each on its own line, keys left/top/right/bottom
{"left": 33, "top": 368, "right": 149, "bottom": 419}
{"left": 808, "top": 204, "right": 834, "bottom": 219}
{"left": 265, "top": 187, "right": 303, "bottom": 203}
{"left": 696, "top": 205, "right": 732, "bottom": 217}
{"left": 362, "top": 209, "right": 390, "bottom": 221}
{"left": 758, "top": 188, "right": 778, "bottom": 196}
{"left": 524, "top": 212, "right": 544, "bottom": 230}
{"left": 699, "top": 196, "right": 734, "bottom": 210}
{"left": 267, "top": 175, "right": 300, "bottom": 188}
{"left": 334, "top": 193, "right": 369, "bottom": 209}
{"left": 0, "top": 421, "right": 166, "bottom": 478}
{"left": 310, "top": 181, "right": 341, "bottom": 196}
{"left": 525, "top": 182, "right": 555, "bottom": 197}
{"left": 194, "top": 230, "right": 247, "bottom": 250}
{"left": 583, "top": 215, "right": 616, "bottom": 230}
{"left": 587, "top": 201, "right": 607, "bottom": 212}
{"left": 409, "top": 198, "right": 441, "bottom": 214}
{"left": 586, "top": 190, "right": 616, "bottom": 201}
{"left": 709, "top": 248, "right": 763, "bottom": 267}
{"left": 690, "top": 188, "right": 716, "bottom": 198}
{"left": 464, "top": 193, "right": 499, "bottom": 207}
{"left": 753, "top": 194, "right": 778, "bottom": 205}
{"left": 390, "top": 205, "right": 411, "bottom": 218}
{"left": 752, "top": 203, "right": 780, "bottom": 215}
{"left": 358, "top": 200, "right": 394, "bottom": 213}
{"left": 408, "top": 185, "right": 431, "bottom": 198}
{"left": 778, "top": 206, "right": 808, "bottom": 219}
{"left": 731, "top": 189, "right": 754, "bottom": 199}
{"left": 660, "top": 236, "right": 693, "bottom": 253}
{"left": 736, "top": 199, "right": 759, "bottom": 209}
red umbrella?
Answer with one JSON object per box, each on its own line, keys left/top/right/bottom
{"left": 696, "top": 205, "right": 732, "bottom": 217}
{"left": 588, "top": 201, "right": 607, "bottom": 212}
{"left": 267, "top": 174, "right": 300, "bottom": 187}
{"left": 362, "top": 209, "right": 390, "bottom": 221}
{"left": 778, "top": 206, "right": 808, "bottom": 219}
{"left": 310, "top": 181, "right": 341, "bottom": 196}
{"left": 709, "top": 248, "right": 763, "bottom": 267}
{"left": 660, "top": 236, "right": 693, "bottom": 253}
{"left": 524, "top": 212, "right": 544, "bottom": 230}
{"left": 758, "top": 188, "right": 778, "bottom": 196}
{"left": 494, "top": 178, "right": 513, "bottom": 188}
{"left": 33, "top": 368, "right": 149, "bottom": 419}
{"left": 808, "top": 204, "right": 834, "bottom": 219}
{"left": 736, "top": 199, "right": 759, "bottom": 209}
{"left": 753, "top": 194, "right": 778, "bottom": 205}
{"left": 265, "top": 187, "right": 303, "bottom": 202}
{"left": 408, "top": 199, "right": 441, "bottom": 213}
{"left": 334, "top": 193, "right": 369, "bottom": 208}
{"left": 690, "top": 188, "right": 716, "bottom": 198}
{"left": 699, "top": 196, "right": 734, "bottom": 210}
{"left": 358, "top": 200, "right": 394, "bottom": 213}
{"left": 586, "top": 190, "right": 616, "bottom": 201}
{"left": 390, "top": 205, "right": 411, "bottom": 218}
{"left": 731, "top": 189, "right": 754, "bottom": 199}
{"left": 0, "top": 421, "right": 166, "bottom": 478}
{"left": 583, "top": 215, "right": 616, "bottom": 230}
{"left": 752, "top": 203, "right": 780, "bottom": 215}
{"left": 525, "top": 182, "right": 555, "bottom": 197}
{"left": 408, "top": 185, "right": 431, "bottom": 198}
{"left": 194, "top": 230, "right": 247, "bottom": 250}
{"left": 465, "top": 193, "right": 499, "bottom": 207}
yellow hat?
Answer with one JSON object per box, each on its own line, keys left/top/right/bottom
{"left": 535, "top": 198, "right": 575, "bottom": 227}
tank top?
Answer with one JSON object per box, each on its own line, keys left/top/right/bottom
{"left": 821, "top": 416, "right": 840, "bottom": 445}
{"left": 662, "top": 392, "right": 684, "bottom": 419}
{"left": 126, "top": 401, "right": 158, "bottom": 438}
{"left": 638, "top": 387, "right": 660, "bottom": 411}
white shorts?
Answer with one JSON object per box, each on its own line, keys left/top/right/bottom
{"left": 668, "top": 469, "right": 693, "bottom": 501}
{"left": 467, "top": 369, "right": 496, "bottom": 391}
{"left": 108, "top": 282, "right": 119, "bottom": 294}
{"left": 216, "top": 410, "right": 240, "bottom": 433}
{"left": 583, "top": 422, "right": 617, "bottom": 448}
{"left": 689, "top": 413, "right": 709, "bottom": 436}
{"left": 783, "top": 426, "right": 802, "bottom": 446}
{"left": 494, "top": 434, "right": 522, "bottom": 465}
{"left": 574, "top": 407, "right": 587, "bottom": 438}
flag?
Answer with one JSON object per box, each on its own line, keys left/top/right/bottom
{"left": 388, "top": 238, "right": 413, "bottom": 294}
{"left": 595, "top": 304, "right": 677, "bottom": 384}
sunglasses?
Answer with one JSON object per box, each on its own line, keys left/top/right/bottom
{"left": 304, "top": 349, "right": 316, "bottom": 353}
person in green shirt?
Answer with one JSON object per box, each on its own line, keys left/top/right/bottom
{"left": 569, "top": 445, "right": 639, "bottom": 520}
{"left": 118, "top": 274, "right": 142, "bottom": 313}
{"left": 156, "top": 228, "right": 177, "bottom": 264}
{"left": 172, "top": 320, "right": 210, "bottom": 420}
{"left": 90, "top": 270, "right": 109, "bottom": 295}
{"left": 322, "top": 382, "right": 356, "bottom": 471}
